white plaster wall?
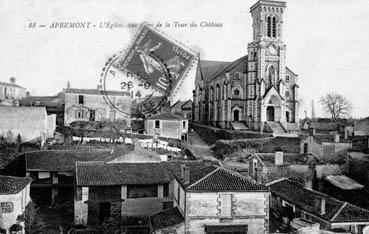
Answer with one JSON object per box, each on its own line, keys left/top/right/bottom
{"left": 146, "top": 119, "right": 188, "bottom": 140}
{"left": 185, "top": 192, "right": 269, "bottom": 234}
{"left": 46, "top": 114, "right": 56, "bottom": 138}
{"left": 64, "top": 93, "right": 131, "bottom": 125}
{"left": 74, "top": 187, "right": 88, "bottom": 225}
{"left": 0, "top": 184, "right": 30, "bottom": 233}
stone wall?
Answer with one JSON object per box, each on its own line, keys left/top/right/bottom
{"left": 185, "top": 192, "right": 269, "bottom": 234}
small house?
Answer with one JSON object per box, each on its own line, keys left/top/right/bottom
{"left": 158, "top": 165, "right": 270, "bottom": 233}
{"left": 170, "top": 99, "right": 193, "bottom": 120}
{"left": 267, "top": 178, "right": 369, "bottom": 233}
{"left": 0, "top": 175, "right": 32, "bottom": 234}
{"left": 300, "top": 129, "right": 351, "bottom": 161}
{"left": 145, "top": 112, "right": 188, "bottom": 141}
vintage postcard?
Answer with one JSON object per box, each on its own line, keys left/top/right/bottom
{"left": 0, "top": 0, "right": 369, "bottom": 234}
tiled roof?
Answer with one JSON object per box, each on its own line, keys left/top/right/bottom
{"left": 313, "top": 135, "right": 351, "bottom": 144}
{"left": 65, "top": 88, "right": 130, "bottom": 96}
{"left": 161, "top": 160, "right": 220, "bottom": 180}
{"left": 19, "top": 93, "right": 64, "bottom": 107}
{"left": 0, "top": 175, "right": 32, "bottom": 195}
{"left": 174, "top": 165, "right": 268, "bottom": 192}
{"left": 285, "top": 66, "right": 298, "bottom": 76}
{"left": 311, "top": 122, "right": 338, "bottom": 131}
{"left": 268, "top": 178, "right": 369, "bottom": 223}
{"left": 207, "top": 55, "right": 247, "bottom": 82}
{"left": 25, "top": 149, "right": 127, "bottom": 171}
{"left": 324, "top": 175, "right": 364, "bottom": 190}
{"left": 76, "top": 162, "right": 171, "bottom": 186}
{"left": 150, "top": 207, "right": 184, "bottom": 231}
{"left": 171, "top": 100, "right": 186, "bottom": 109}
{"left": 199, "top": 60, "right": 231, "bottom": 82}
{"left": 333, "top": 203, "right": 369, "bottom": 222}
{"left": 0, "top": 81, "right": 24, "bottom": 89}
{"left": 147, "top": 112, "right": 185, "bottom": 120}
{"left": 171, "top": 100, "right": 193, "bottom": 109}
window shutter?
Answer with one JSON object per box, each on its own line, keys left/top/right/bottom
{"left": 220, "top": 194, "right": 232, "bottom": 217}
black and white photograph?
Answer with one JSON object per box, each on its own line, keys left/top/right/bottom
{"left": 1, "top": 0, "right": 369, "bottom": 233}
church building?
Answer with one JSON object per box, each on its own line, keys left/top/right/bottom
{"left": 193, "top": 0, "right": 299, "bottom": 134}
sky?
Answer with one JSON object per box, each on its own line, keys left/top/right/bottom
{"left": 1, "top": 0, "right": 369, "bottom": 118}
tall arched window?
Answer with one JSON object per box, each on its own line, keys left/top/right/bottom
{"left": 223, "top": 83, "right": 227, "bottom": 99}
{"left": 216, "top": 84, "right": 220, "bottom": 101}
{"left": 268, "top": 65, "right": 275, "bottom": 88}
{"left": 272, "top": 17, "right": 277, "bottom": 38}
{"left": 267, "top": 16, "right": 271, "bottom": 37}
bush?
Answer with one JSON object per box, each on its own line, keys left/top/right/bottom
{"left": 23, "top": 201, "right": 44, "bottom": 233}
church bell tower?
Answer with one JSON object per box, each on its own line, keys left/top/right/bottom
{"left": 246, "top": 0, "right": 288, "bottom": 130}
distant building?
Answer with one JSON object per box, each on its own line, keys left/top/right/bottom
{"left": 350, "top": 136, "right": 369, "bottom": 153}
{"left": 0, "top": 106, "right": 56, "bottom": 143}
{"left": 353, "top": 117, "right": 369, "bottom": 136}
{"left": 267, "top": 178, "right": 369, "bottom": 233}
{"left": 64, "top": 88, "right": 131, "bottom": 126}
{"left": 0, "top": 175, "right": 32, "bottom": 234}
{"left": 193, "top": 0, "right": 299, "bottom": 133}
{"left": 300, "top": 130, "right": 351, "bottom": 161}
{"left": 170, "top": 99, "right": 193, "bottom": 120}
{"left": 248, "top": 152, "right": 311, "bottom": 185}
{"left": 145, "top": 112, "right": 188, "bottom": 141}
{"left": 301, "top": 118, "right": 350, "bottom": 135}
{"left": 163, "top": 165, "right": 270, "bottom": 234}
{"left": 0, "top": 77, "right": 27, "bottom": 106}
{"left": 19, "top": 92, "right": 65, "bottom": 127}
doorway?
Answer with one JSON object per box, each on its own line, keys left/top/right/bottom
{"left": 99, "top": 202, "right": 111, "bottom": 224}
{"left": 267, "top": 106, "right": 275, "bottom": 121}
{"left": 286, "top": 111, "right": 290, "bottom": 123}
{"left": 233, "top": 109, "right": 240, "bottom": 121}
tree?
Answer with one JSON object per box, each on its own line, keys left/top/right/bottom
{"left": 319, "top": 93, "right": 353, "bottom": 121}
{"left": 109, "top": 120, "right": 127, "bottom": 143}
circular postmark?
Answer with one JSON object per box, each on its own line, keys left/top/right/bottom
{"left": 100, "top": 51, "right": 171, "bottom": 118}
{"left": 99, "top": 23, "right": 197, "bottom": 118}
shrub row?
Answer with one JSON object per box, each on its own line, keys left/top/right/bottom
{"left": 213, "top": 137, "right": 301, "bottom": 160}
{"left": 192, "top": 123, "right": 271, "bottom": 145}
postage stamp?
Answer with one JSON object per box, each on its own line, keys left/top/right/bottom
{"left": 100, "top": 23, "right": 197, "bottom": 117}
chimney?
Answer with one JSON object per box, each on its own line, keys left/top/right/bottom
{"left": 309, "top": 127, "right": 316, "bottom": 137}
{"left": 9, "top": 77, "right": 15, "bottom": 84}
{"left": 180, "top": 164, "right": 190, "bottom": 184}
{"left": 314, "top": 197, "right": 326, "bottom": 215}
{"left": 305, "top": 161, "right": 316, "bottom": 189}
{"left": 161, "top": 101, "right": 171, "bottom": 113}
{"left": 275, "top": 151, "right": 284, "bottom": 166}
{"left": 334, "top": 134, "right": 340, "bottom": 143}
{"left": 67, "top": 81, "right": 71, "bottom": 89}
